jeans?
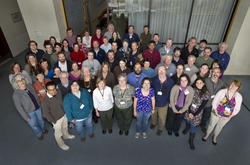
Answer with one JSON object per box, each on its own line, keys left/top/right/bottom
{"left": 74, "top": 113, "right": 93, "bottom": 138}
{"left": 187, "top": 121, "right": 196, "bottom": 133}
{"left": 27, "top": 107, "right": 45, "bottom": 137}
{"left": 136, "top": 111, "right": 151, "bottom": 133}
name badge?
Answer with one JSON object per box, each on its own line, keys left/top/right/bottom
{"left": 135, "top": 87, "right": 139, "bottom": 91}
{"left": 225, "top": 107, "right": 230, "bottom": 111}
{"left": 78, "top": 62, "right": 81, "bottom": 65}
{"left": 192, "top": 104, "right": 196, "bottom": 108}
{"left": 184, "top": 91, "right": 190, "bottom": 95}
{"left": 88, "top": 89, "right": 91, "bottom": 93}
{"left": 157, "top": 91, "right": 162, "bottom": 95}
{"left": 120, "top": 101, "right": 125, "bottom": 105}
{"left": 130, "top": 61, "right": 132, "bottom": 66}
{"left": 170, "top": 73, "right": 173, "bottom": 76}
{"left": 186, "top": 68, "right": 190, "bottom": 71}
{"left": 211, "top": 95, "right": 215, "bottom": 98}
{"left": 129, "top": 35, "right": 132, "bottom": 39}
{"left": 80, "top": 104, "right": 85, "bottom": 109}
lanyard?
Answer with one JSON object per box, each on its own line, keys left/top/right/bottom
{"left": 136, "top": 76, "right": 141, "bottom": 88}
{"left": 73, "top": 94, "right": 81, "bottom": 104}
{"left": 120, "top": 86, "right": 127, "bottom": 99}
{"left": 73, "top": 52, "right": 80, "bottom": 62}
{"left": 99, "top": 89, "right": 105, "bottom": 99}
{"left": 38, "top": 81, "right": 47, "bottom": 92}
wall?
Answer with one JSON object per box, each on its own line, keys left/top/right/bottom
{"left": 89, "top": 0, "right": 107, "bottom": 35}
{"left": 0, "top": 0, "right": 29, "bottom": 57}
{"left": 224, "top": 0, "right": 250, "bottom": 75}
{"left": 17, "top": 0, "right": 66, "bottom": 51}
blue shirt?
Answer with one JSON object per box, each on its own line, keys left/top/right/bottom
{"left": 44, "top": 68, "right": 54, "bottom": 79}
{"left": 134, "top": 88, "right": 155, "bottom": 113}
{"left": 142, "top": 68, "right": 156, "bottom": 78}
{"left": 151, "top": 75, "right": 174, "bottom": 107}
{"left": 210, "top": 50, "right": 230, "bottom": 72}
{"left": 127, "top": 72, "right": 148, "bottom": 89}
{"left": 63, "top": 88, "right": 94, "bottom": 121}
{"left": 100, "top": 43, "right": 112, "bottom": 53}
{"left": 123, "top": 33, "right": 140, "bottom": 48}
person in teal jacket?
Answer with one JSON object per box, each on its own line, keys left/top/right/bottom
{"left": 63, "top": 80, "right": 94, "bottom": 141}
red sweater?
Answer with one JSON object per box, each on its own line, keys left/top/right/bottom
{"left": 143, "top": 49, "right": 161, "bottom": 69}
{"left": 33, "top": 78, "right": 51, "bottom": 101}
{"left": 70, "top": 51, "right": 86, "bottom": 69}
{"left": 91, "top": 35, "right": 104, "bottom": 48}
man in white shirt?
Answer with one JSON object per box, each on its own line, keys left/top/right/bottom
{"left": 55, "top": 51, "right": 72, "bottom": 72}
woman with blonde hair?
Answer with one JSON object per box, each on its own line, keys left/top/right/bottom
{"left": 96, "top": 62, "right": 115, "bottom": 89}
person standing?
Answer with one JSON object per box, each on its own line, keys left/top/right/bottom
{"left": 122, "top": 25, "right": 140, "bottom": 48}
{"left": 70, "top": 43, "right": 86, "bottom": 69}
{"left": 200, "top": 67, "right": 227, "bottom": 133}
{"left": 143, "top": 40, "right": 161, "bottom": 69}
{"left": 180, "top": 37, "right": 199, "bottom": 63}
{"left": 63, "top": 81, "right": 94, "bottom": 141}
{"left": 41, "top": 82, "right": 75, "bottom": 151}
{"left": 91, "top": 28, "right": 104, "bottom": 49}
{"left": 93, "top": 78, "right": 114, "bottom": 134}
{"left": 134, "top": 78, "right": 155, "bottom": 139}
{"left": 25, "top": 41, "right": 45, "bottom": 63}
{"left": 64, "top": 28, "right": 76, "bottom": 47}
{"left": 12, "top": 74, "right": 48, "bottom": 140}
{"left": 113, "top": 74, "right": 135, "bottom": 136}
{"left": 127, "top": 63, "right": 148, "bottom": 90}
{"left": 140, "top": 25, "right": 152, "bottom": 52}
{"left": 150, "top": 65, "right": 174, "bottom": 136}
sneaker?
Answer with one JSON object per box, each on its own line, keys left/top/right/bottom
{"left": 89, "top": 134, "right": 94, "bottom": 138}
{"left": 135, "top": 132, "right": 140, "bottom": 138}
{"left": 60, "top": 145, "right": 70, "bottom": 151}
{"left": 143, "top": 132, "right": 147, "bottom": 139}
{"left": 66, "top": 135, "right": 75, "bottom": 140}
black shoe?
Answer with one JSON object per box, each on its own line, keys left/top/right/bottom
{"left": 168, "top": 131, "right": 172, "bottom": 136}
{"left": 94, "top": 120, "right": 98, "bottom": 124}
{"left": 174, "top": 132, "right": 179, "bottom": 137}
{"left": 125, "top": 130, "right": 129, "bottom": 136}
{"left": 108, "top": 129, "right": 112, "bottom": 134}
{"left": 102, "top": 130, "right": 106, "bottom": 134}
{"left": 119, "top": 130, "right": 124, "bottom": 135}
{"left": 202, "top": 136, "right": 207, "bottom": 142}
{"left": 212, "top": 136, "right": 217, "bottom": 145}
{"left": 182, "top": 123, "right": 191, "bottom": 135}
{"left": 201, "top": 126, "right": 207, "bottom": 133}
{"left": 188, "top": 133, "right": 195, "bottom": 150}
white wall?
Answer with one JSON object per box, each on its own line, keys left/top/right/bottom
{"left": 17, "top": 0, "right": 66, "bottom": 51}
{"left": 225, "top": 0, "right": 250, "bottom": 75}
{"left": 0, "top": 0, "right": 29, "bottom": 57}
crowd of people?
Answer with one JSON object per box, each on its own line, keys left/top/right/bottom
{"left": 10, "top": 24, "right": 243, "bottom": 151}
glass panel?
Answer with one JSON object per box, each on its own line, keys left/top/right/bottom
{"left": 186, "top": 0, "right": 236, "bottom": 43}
{"left": 127, "top": 0, "right": 150, "bottom": 35}
{"left": 150, "top": 0, "right": 193, "bottom": 43}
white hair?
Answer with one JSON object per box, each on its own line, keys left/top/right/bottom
{"left": 11, "top": 74, "right": 30, "bottom": 90}
{"left": 219, "top": 42, "right": 228, "bottom": 49}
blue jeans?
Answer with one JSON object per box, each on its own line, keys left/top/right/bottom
{"left": 187, "top": 121, "right": 196, "bottom": 133}
{"left": 74, "top": 113, "right": 93, "bottom": 138}
{"left": 27, "top": 107, "right": 45, "bottom": 137}
{"left": 136, "top": 111, "right": 151, "bottom": 133}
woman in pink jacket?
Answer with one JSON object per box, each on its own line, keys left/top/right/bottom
{"left": 202, "top": 79, "right": 243, "bottom": 145}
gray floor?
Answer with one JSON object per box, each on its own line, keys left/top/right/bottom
{"left": 0, "top": 50, "right": 250, "bottom": 165}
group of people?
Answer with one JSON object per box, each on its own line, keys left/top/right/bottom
{"left": 10, "top": 23, "right": 242, "bottom": 151}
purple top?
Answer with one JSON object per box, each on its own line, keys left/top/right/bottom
{"left": 217, "top": 93, "right": 235, "bottom": 117}
{"left": 134, "top": 88, "right": 155, "bottom": 113}
{"left": 69, "top": 72, "right": 81, "bottom": 81}
{"left": 25, "top": 88, "right": 39, "bottom": 110}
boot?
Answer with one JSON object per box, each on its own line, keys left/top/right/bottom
{"left": 182, "top": 122, "right": 191, "bottom": 135}
{"left": 188, "top": 132, "right": 195, "bottom": 150}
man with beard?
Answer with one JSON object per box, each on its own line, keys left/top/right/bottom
{"left": 111, "top": 41, "right": 123, "bottom": 62}
{"left": 195, "top": 47, "right": 214, "bottom": 69}
{"left": 127, "top": 63, "right": 148, "bottom": 90}
{"left": 54, "top": 51, "right": 72, "bottom": 72}
{"left": 199, "top": 67, "right": 227, "bottom": 133}
{"left": 126, "top": 42, "right": 144, "bottom": 70}
{"left": 196, "top": 39, "right": 207, "bottom": 56}
{"left": 104, "top": 50, "right": 119, "bottom": 73}
{"left": 171, "top": 47, "right": 184, "bottom": 67}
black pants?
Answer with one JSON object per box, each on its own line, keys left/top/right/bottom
{"left": 200, "top": 106, "right": 212, "bottom": 127}
{"left": 166, "top": 107, "right": 185, "bottom": 133}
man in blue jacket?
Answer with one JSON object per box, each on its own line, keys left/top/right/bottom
{"left": 210, "top": 42, "right": 230, "bottom": 78}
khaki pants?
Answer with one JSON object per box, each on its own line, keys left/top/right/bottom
{"left": 206, "top": 112, "right": 231, "bottom": 136}
{"left": 52, "top": 114, "right": 70, "bottom": 148}
{"left": 151, "top": 104, "right": 169, "bottom": 131}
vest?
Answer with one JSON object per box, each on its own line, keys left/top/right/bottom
{"left": 58, "top": 80, "right": 72, "bottom": 98}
